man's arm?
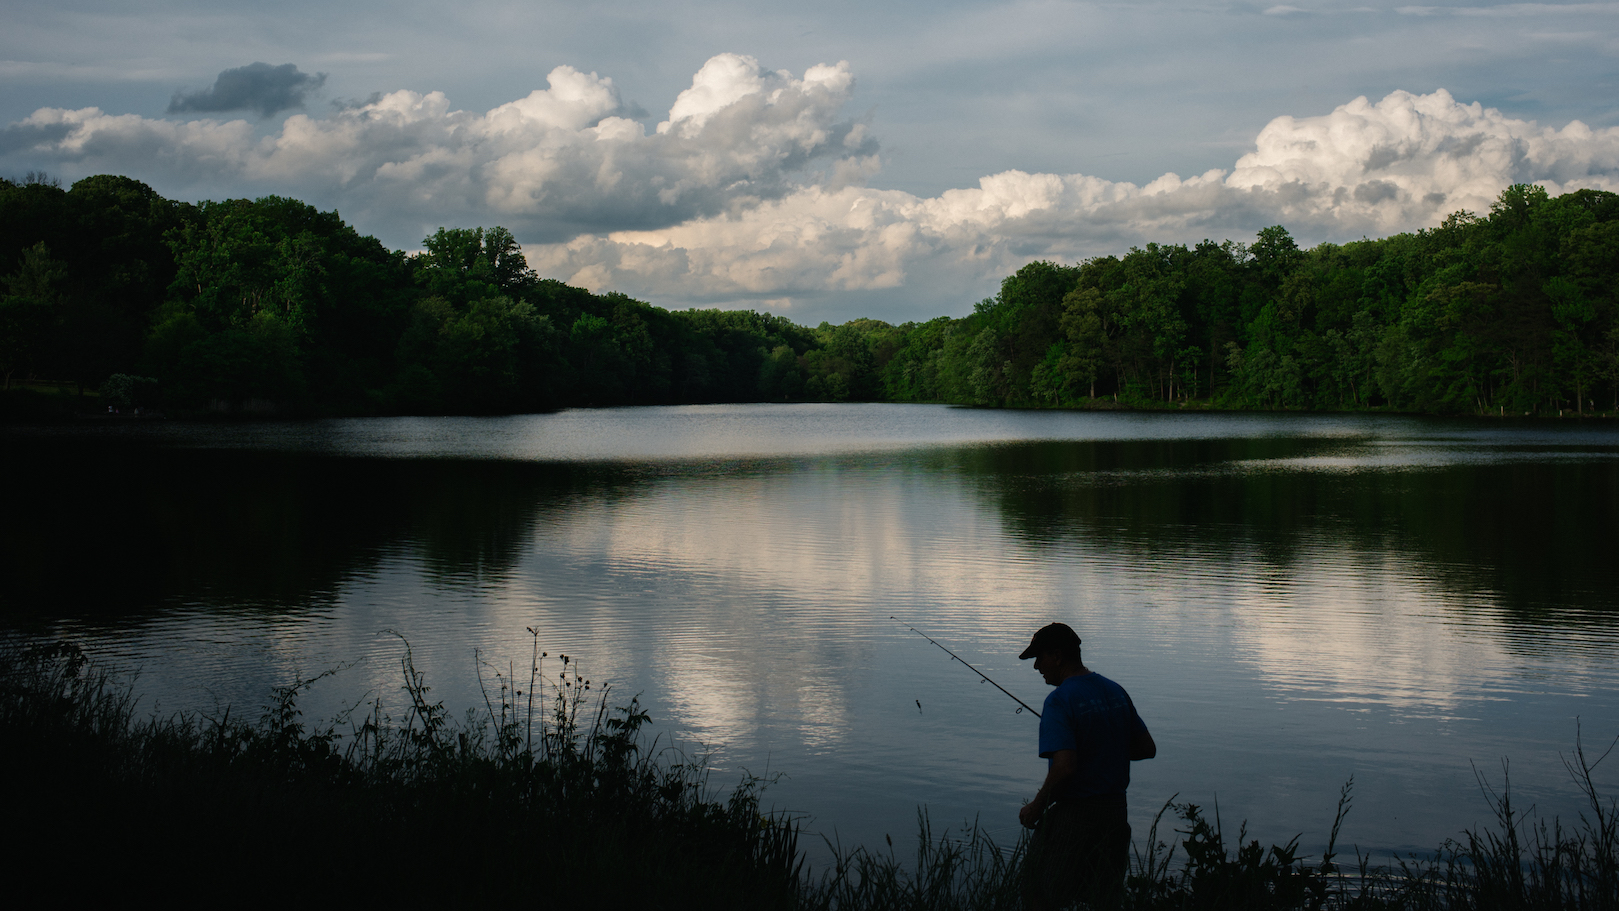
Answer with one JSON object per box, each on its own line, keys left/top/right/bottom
{"left": 1130, "top": 728, "right": 1156, "bottom": 761}
{"left": 1019, "top": 749, "right": 1077, "bottom": 829}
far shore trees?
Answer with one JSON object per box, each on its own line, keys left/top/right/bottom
{"left": 3, "top": 175, "right": 1616, "bottom": 416}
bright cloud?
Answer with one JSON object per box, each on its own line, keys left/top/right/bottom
{"left": 532, "top": 87, "right": 1619, "bottom": 306}
{"left": 4, "top": 54, "right": 871, "bottom": 242}
{"left": 7, "top": 55, "right": 1619, "bottom": 318}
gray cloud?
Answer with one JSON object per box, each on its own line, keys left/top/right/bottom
{"left": 0, "top": 120, "right": 73, "bottom": 154}
{"left": 168, "top": 62, "right": 327, "bottom": 118}
{"left": 1396, "top": 3, "right": 1619, "bottom": 17}
{"left": 332, "top": 92, "right": 386, "bottom": 111}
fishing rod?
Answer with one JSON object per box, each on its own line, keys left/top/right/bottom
{"left": 891, "top": 616, "right": 1040, "bottom": 718}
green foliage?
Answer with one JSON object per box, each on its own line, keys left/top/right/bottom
{"left": 6, "top": 176, "right": 1619, "bottom": 416}
{"left": 883, "top": 190, "right": 1619, "bottom": 415}
{"left": 804, "top": 318, "right": 900, "bottom": 402}
{"left": 0, "top": 242, "right": 63, "bottom": 389}
{"left": 413, "top": 225, "right": 537, "bottom": 303}
{"left": 394, "top": 293, "right": 560, "bottom": 412}
{"left": 98, "top": 373, "right": 159, "bottom": 410}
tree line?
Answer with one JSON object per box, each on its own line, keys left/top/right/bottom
{"left": 880, "top": 184, "right": 1619, "bottom": 416}
{"left": 4, "top": 173, "right": 1616, "bottom": 416}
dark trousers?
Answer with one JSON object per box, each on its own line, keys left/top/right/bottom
{"left": 1022, "top": 793, "right": 1130, "bottom": 910}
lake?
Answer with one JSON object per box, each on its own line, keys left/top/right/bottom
{"left": 3, "top": 404, "right": 1617, "bottom": 865}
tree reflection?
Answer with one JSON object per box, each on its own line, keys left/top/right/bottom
{"left": 0, "top": 440, "right": 648, "bottom": 620}
{"left": 956, "top": 438, "right": 1619, "bottom": 617}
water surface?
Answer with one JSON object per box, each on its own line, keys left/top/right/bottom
{"left": 4, "top": 405, "right": 1616, "bottom": 863}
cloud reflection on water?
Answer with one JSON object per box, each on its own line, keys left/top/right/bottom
{"left": 384, "top": 441, "right": 1619, "bottom": 859}
{"left": 7, "top": 407, "right": 1617, "bottom": 859}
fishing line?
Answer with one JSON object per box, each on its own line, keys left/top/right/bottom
{"left": 891, "top": 616, "right": 1040, "bottom": 718}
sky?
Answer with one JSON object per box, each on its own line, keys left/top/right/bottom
{"left": 4, "top": 0, "right": 1619, "bottom": 326}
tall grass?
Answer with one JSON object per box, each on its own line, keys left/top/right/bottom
{"left": 790, "top": 750, "right": 1616, "bottom": 911}
{"left": 790, "top": 745, "right": 1617, "bottom": 911}
{"left": 2, "top": 638, "right": 1614, "bottom": 910}
{"left": 0, "top": 635, "right": 801, "bottom": 906}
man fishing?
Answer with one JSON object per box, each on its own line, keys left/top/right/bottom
{"left": 1017, "top": 622, "right": 1155, "bottom": 910}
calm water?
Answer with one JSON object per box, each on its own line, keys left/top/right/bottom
{"left": 4, "top": 405, "right": 1617, "bottom": 863}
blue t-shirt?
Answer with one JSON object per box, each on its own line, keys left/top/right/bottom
{"left": 1038, "top": 671, "right": 1148, "bottom": 800}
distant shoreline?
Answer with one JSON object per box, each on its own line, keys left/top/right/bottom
{"left": 5, "top": 177, "right": 1617, "bottom": 422}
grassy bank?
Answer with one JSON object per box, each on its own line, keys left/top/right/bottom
{"left": 2, "top": 640, "right": 1614, "bottom": 909}
{"left": 0, "top": 636, "right": 802, "bottom": 907}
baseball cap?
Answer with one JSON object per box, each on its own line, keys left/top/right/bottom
{"left": 1018, "top": 622, "right": 1081, "bottom": 660}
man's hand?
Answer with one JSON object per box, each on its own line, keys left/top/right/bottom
{"left": 1021, "top": 749, "right": 1077, "bottom": 829}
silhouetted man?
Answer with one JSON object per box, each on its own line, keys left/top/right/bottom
{"left": 1018, "top": 622, "right": 1155, "bottom": 910}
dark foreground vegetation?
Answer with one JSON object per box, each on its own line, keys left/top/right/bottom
{"left": 0, "top": 636, "right": 802, "bottom": 907}
{"left": 4, "top": 172, "right": 1619, "bottom": 418}
{"left": 4, "top": 639, "right": 1614, "bottom": 909}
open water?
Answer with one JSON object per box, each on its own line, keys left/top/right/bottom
{"left": 4, "top": 405, "right": 1617, "bottom": 864}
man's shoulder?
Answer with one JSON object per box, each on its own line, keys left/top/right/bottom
{"left": 1060, "top": 670, "right": 1117, "bottom": 690}
{"left": 1056, "top": 671, "right": 1133, "bottom": 706}
{"left": 1082, "top": 671, "right": 1126, "bottom": 692}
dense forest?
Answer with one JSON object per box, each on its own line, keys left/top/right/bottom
{"left": 3, "top": 173, "right": 1616, "bottom": 417}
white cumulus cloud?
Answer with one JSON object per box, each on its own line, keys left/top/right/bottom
{"left": 3, "top": 53, "right": 872, "bottom": 242}
{"left": 6, "top": 55, "right": 1619, "bottom": 321}
{"left": 528, "top": 87, "right": 1619, "bottom": 313}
